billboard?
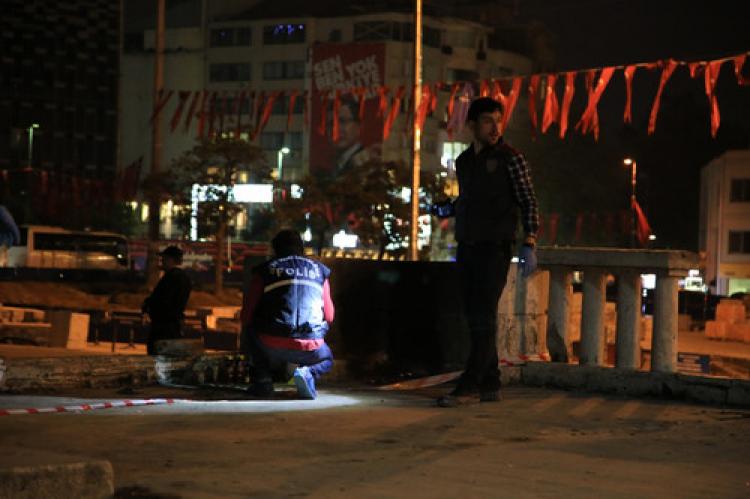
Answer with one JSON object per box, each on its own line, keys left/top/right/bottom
{"left": 310, "top": 43, "right": 386, "bottom": 176}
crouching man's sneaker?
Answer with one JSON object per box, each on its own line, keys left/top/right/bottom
{"left": 293, "top": 366, "right": 317, "bottom": 400}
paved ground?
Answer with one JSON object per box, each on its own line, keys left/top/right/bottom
{"left": 1, "top": 384, "right": 749, "bottom": 498}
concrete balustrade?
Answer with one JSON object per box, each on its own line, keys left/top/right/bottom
{"left": 536, "top": 248, "right": 699, "bottom": 373}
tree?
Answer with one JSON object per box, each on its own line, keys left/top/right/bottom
{"left": 167, "top": 138, "right": 270, "bottom": 294}
{"left": 274, "top": 159, "right": 448, "bottom": 259}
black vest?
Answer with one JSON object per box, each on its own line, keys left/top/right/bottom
{"left": 454, "top": 142, "right": 519, "bottom": 243}
{"left": 252, "top": 256, "right": 331, "bottom": 340}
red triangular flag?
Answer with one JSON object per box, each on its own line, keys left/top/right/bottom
{"left": 623, "top": 66, "right": 636, "bottom": 124}
{"left": 541, "top": 74, "right": 559, "bottom": 134}
{"left": 648, "top": 59, "right": 678, "bottom": 135}
{"left": 559, "top": 72, "right": 575, "bottom": 138}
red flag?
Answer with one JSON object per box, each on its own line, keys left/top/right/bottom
{"left": 500, "top": 77, "right": 522, "bottom": 134}
{"left": 302, "top": 91, "right": 309, "bottom": 131}
{"left": 287, "top": 89, "right": 300, "bottom": 130}
{"left": 149, "top": 89, "right": 174, "bottom": 124}
{"left": 184, "top": 90, "right": 204, "bottom": 132}
{"left": 574, "top": 213, "right": 584, "bottom": 242}
{"left": 207, "top": 91, "right": 218, "bottom": 138}
{"left": 415, "top": 83, "right": 432, "bottom": 130}
{"left": 446, "top": 83, "right": 461, "bottom": 124}
{"left": 253, "top": 91, "right": 282, "bottom": 140}
{"left": 631, "top": 198, "right": 652, "bottom": 246}
{"left": 527, "top": 75, "right": 541, "bottom": 136}
{"left": 332, "top": 90, "right": 341, "bottom": 143}
{"left": 377, "top": 86, "right": 390, "bottom": 117}
{"left": 479, "top": 80, "right": 490, "bottom": 97}
{"left": 547, "top": 213, "right": 560, "bottom": 244}
{"left": 541, "top": 74, "right": 559, "bottom": 134}
{"left": 734, "top": 55, "right": 750, "bottom": 86}
{"left": 648, "top": 59, "right": 678, "bottom": 135}
{"left": 169, "top": 90, "right": 192, "bottom": 132}
{"left": 704, "top": 59, "right": 724, "bottom": 138}
{"left": 576, "top": 67, "right": 615, "bottom": 140}
{"left": 623, "top": 65, "right": 636, "bottom": 124}
{"left": 383, "top": 86, "right": 405, "bottom": 141}
{"left": 559, "top": 72, "right": 575, "bottom": 138}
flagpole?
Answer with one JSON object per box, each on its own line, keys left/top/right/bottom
{"left": 409, "top": 0, "right": 422, "bottom": 261}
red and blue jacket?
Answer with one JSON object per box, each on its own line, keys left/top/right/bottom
{"left": 241, "top": 256, "right": 334, "bottom": 351}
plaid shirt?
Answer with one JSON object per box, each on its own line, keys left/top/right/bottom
{"left": 503, "top": 144, "right": 540, "bottom": 238}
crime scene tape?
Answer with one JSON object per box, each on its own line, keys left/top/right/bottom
{"left": 0, "top": 398, "right": 175, "bottom": 416}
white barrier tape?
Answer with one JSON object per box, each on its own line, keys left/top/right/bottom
{"left": 0, "top": 398, "right": 175, "bottom": 416}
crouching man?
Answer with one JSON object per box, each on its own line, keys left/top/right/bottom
{"left": 241, "top": 230, "right": 335, "bottom": 399}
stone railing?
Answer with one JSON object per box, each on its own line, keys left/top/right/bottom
{"left": 535, "top": 247, "right": 699, "bottom": 373}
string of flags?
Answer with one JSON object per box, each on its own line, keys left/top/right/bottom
{"left": 149, "top": 51, "right": 749, "bottom": 141}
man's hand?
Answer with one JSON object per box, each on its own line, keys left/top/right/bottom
{"left": 430, "top": 199, "right": 455, "bottom": 218}
{"left": 519, "top": 245, "right": 537, "bottom": 277}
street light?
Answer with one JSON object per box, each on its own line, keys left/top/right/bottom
{"left": 27, "top": 123, "right": 40, "bottom": 169}
{"left": 623, "top": 158, "right": 636, "bottom": 248}
{"left": 277, "top": 146, "right": 290, "bottom": 182}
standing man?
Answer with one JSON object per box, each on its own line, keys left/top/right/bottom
{"left": 142, "top": 246, "right": 192, "bottom": 355}
{"left": 241, "top": 229, "right": 334, "bottom": 400}
{"left": 432, "top": 97, "right": 539, "bottom": 407}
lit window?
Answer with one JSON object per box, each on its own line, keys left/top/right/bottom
{"left": 263, "top": 24, "right": 306, "bottom": 45}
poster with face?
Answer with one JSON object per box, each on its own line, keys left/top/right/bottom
{"left": 310, "top": 43, "right": 385, "bottom": 176}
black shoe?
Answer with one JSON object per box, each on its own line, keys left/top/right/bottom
{"left": 436, "top": 391, "right": 481, "bottom": 408}
{"left": 479, "top": 389, "right": 503, "bottom": 402}
{"left": 246, "top": 381, "right": 274, "bottom": 398}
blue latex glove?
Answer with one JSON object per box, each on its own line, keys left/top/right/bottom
{"left": 430, "top": 200, "right": 455, "bottom": 218}
{"left": 518, "top": 245, "right": 537, "bottom": 277}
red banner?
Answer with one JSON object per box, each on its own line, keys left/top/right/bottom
{"left": 648, "top": 60, "right": 678, "bottom": 135}
{"left": 310, "top": 43, "right": 385, "bottom": 175}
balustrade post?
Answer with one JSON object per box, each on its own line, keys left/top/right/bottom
{"left": 652, "top": 273, "right": 679, "bottom": 373}
{"left": 615, "top": 270, "right": 641, "bottom": 369}
{"left": 547, "top": 267, "right": 573, "bottom": 362}
{"left": 580, "top": 269, "right": 606, "bottom": 366}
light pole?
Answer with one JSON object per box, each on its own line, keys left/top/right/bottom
{"left": 623, "top": 158, "right": 637, "bottom": 248}
{"left": 27, "top": 123, "right": 39, "bottom": 169}
{"left": 277, "top": 146, "right": 290, "bottom": 182}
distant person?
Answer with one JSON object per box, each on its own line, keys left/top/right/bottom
{"left": 431, "top": 97, "right": 539, "bottom": 407}
{"left": 240, "top": 229, "right": 334, "bottom": 399}
{"left": 141, "top": 246, "right": 192, "bottom": 355}
{"left": 0, "top": 204, "right": 20, "bottom": 268}
{"left": 334, "top": 96, "right": 380, "bottom": 174}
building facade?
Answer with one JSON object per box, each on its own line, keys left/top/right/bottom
{"left": 0, "top": 0, "right": 120, "bottom": 227}
{"left": 121, "top": 1, "right": 532, "bottom": 240}
{"left": 699, "top": 149, "right": 750, "bottom": 296}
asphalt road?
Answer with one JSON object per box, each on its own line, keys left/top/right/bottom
{"left": 1, "top": 385, "right": 749, "bottom": 498}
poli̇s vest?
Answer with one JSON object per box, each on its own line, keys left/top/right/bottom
{"left": 253, "top": 255, "right": 331, "bottom": 340}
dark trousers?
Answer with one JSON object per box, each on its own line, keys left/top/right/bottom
{"left": 246, "top": 330, "right": 334, "bottom": 383}
{"left": 455, "top": 241, "right": 512, "bottom": 393}
{"left": 146, "top": 321, "right": 182, "bottom": 355}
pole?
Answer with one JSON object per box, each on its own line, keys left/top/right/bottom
{"left": 27, "top": 126, "right": 33, "bottom": 168}
{"left": 409, "top": 0, "right": 422, "bottom": 261}
{"left": 147, "top": 0, "right": 166, "bottom": 285}
{"left": 630, "top": 161, "right": 637, "bottom": 248}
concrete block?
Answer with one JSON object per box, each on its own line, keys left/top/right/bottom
{"left": 48, "top": 311, "right": 90, "bottom": 349}
{"left": 716, "top": 300, "right": 745, "bottom": 324}
{"left": 0, "top": 460, "right": 114, "bottom": 499}
{"left": 727, "top": 323, "right": 750, "bottom": 342}
{"left": 705, "top": 320, "right": 727, "bottom": 340}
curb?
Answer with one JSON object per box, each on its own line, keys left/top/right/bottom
{"left": 0, "top": 460, "right": 113, "bottom": 499}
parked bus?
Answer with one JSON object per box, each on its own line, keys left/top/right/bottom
{"left": 7, "top": 225, "right": 129, "bottom": 270}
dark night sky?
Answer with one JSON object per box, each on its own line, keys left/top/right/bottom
{"left": 507, "top": 0, "right": 750, "bottom": 250}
